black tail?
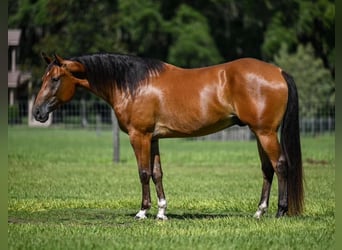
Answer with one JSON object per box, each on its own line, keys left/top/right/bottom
{"left": 281, "top": 71, "right": 304, "bottom": 215}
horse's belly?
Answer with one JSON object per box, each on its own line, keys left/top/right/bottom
{"left": 153, "top": 116, "right": 237, "bottom": 139}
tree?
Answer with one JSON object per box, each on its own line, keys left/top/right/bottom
{"left": 118, "top": 2, "right": 223, "bottom": 67}
{"left": 262, "top": 0, "right": 335, "bottom": 78}
{"left": 32, "top": 1, "right": 125, "bottom": 56}
{"left": 261, "top": 12, "right": 298, "bottom": 59}
{"left": 118, "top": 0, "right": 169, "bottom": 59}
{"left": 167, "top": 4, "right": 222, "bottom": 67}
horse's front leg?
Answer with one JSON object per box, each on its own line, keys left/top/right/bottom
{"left": 151, "top": 139, "right": 168, "bottom": 220}
{"left": 130, "top": 132, "right": 153, "bottom": 219}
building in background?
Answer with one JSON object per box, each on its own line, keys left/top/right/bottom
{"left": 8, "top": 29, "right": 31, "bottom": 106}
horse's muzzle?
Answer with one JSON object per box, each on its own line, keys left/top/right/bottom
{"left": 32, "top": 106, "right": 49, "bottom": 123}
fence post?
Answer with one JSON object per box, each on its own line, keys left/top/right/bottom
{"left": 111, "top": 110, "right": 120, "bottom": 163}
{"left": 96, "top": 114, "right": 101, "bottom": 136}
{"left": 80, "top": 98, "right": 88, "bottom": 127}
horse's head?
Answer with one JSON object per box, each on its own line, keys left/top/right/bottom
{"left": 32, "top": 53, "right": 86, "bottom": 122}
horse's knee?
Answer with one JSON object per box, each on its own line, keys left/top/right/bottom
{"left": 139, "top": 169, "right": 151, "bottom": 184}
{"left": 152, "top": 167, "right": 163, "bottom": 183}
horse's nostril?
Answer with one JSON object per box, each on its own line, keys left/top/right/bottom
{"left": 33, "top": 107, "right": 42, "bottom": 119}
{"left": 33, "top": 108, "right": 39, "bottom": 116}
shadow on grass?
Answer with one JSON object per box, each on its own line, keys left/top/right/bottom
{"left": 156, "top": 212, "right": 252, "bottom": 220}
{"left": 9, "top": 208, "right": 256, "bottom": 226}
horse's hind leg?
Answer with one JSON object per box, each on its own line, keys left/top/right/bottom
{"left": 254, "top": 140, "right": 274, "bottom": 219}
{"left": 151, "top": 139, "right": 168, "bottom": 220}
{"left": 254, "top": 130, "right": 288, "bottom": 218}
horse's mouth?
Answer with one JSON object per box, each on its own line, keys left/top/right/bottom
{"left": 35, "top": 113, "right": 49, "bottom": 123}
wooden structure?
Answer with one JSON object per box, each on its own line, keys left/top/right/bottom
{"left": 8, "top": 29, "right": 31, "bottom": 105}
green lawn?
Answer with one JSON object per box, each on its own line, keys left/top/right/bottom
{"left": 8, "top": 127, "right": 335, "bottom": 249}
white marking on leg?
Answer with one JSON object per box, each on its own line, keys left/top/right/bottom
{"left": 135, "top": 209, "right": 148, "bottom": 219}
{"left": 156, "top": 198, "right": 168, "bottom": 220}
{"left": 254, "top": 201, "right": 268, "bottom": 219}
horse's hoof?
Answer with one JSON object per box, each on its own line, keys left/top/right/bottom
{"left": 254, "top": 207, "right": 267, "bottom": 219}
{"left": 135, "top": 215, "right": 147, "bottom": 220}
{"left": 135, "top": 210, "right": 147, "bottom": 219}
{"left": 276, "top": 207, "right": 288, "bottom": 218}
{"left": 156, "top": 214, "right": 168, "bottom": 221}
{"left": 253, "top": 211, "right": 262, "bottom": 219}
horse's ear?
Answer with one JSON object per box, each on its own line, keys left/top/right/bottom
{"left": 53, "top": 53, "right": 64, "bottom": 66}
{"left": 41, "top": 52, "right": 52, "bottom": 65}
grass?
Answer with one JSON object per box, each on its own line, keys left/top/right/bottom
{"left": 8, "top": 127, "right": 335, "bottom": 249}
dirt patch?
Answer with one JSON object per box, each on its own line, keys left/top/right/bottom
{"left": 305, "top": 158, "right": 330, "bottom": 166}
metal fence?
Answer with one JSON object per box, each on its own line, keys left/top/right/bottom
{"left": 9, "top": 99, "right": 334, "bottom": 139}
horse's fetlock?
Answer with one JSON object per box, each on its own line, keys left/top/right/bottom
{"left": 142, "top": 200, "right": 152, "bottom": 210}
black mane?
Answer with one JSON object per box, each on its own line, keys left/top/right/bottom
{"left": 71, "top": 53, "right": 165, "bottom": 95}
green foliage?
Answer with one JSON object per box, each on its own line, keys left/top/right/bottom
{"left": 167, "top": 5, "right": 223, "bottom": 67}
{"left": 33, "top": 1, "right": 125, "bottom": 56}
{"left": 295, "top": 0, "right": 335, "bottom": 71}
{"left": 274, "top": 44, "right": 334, "bottom": 115}
{"left": 262, "top": 12, "right": 298, "bottom": 59}
{"left": 8, "top": 127, "right": 335, "bottom": 249}
{"left": 118, "top": 0, "right": 167, "bottom": 58}
{"left": 262, "top": 0, "right": 335, "bottom": 75}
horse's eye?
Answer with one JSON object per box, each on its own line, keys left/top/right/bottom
{"left": 51, "top": 76, "right": 60, "bottom": 82}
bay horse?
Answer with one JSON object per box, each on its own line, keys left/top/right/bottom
{"left": 32, "top": 52, "right": 304, "bottom": 220}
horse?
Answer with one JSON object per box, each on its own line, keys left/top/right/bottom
{"left": 32, "top": 52, "right": 304, "bottom": 220}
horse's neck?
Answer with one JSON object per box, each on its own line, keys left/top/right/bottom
{"left": 78, "top": 79, "right": 115, "bottom": 107}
